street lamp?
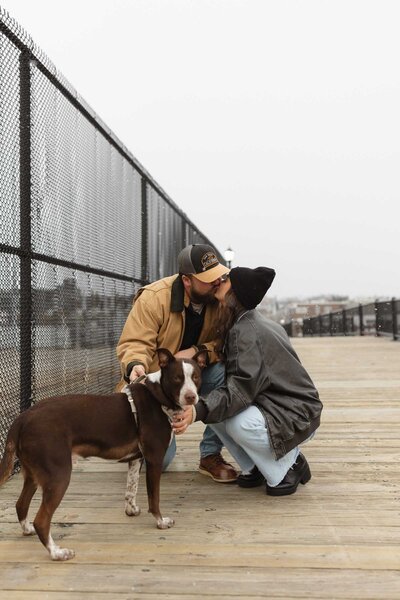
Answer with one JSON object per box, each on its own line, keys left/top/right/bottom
{"left": 224, "top": 247, "right": 235, "bottom": 269}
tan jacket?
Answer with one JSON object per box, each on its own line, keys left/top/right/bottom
{"left": 116, "top": 274, "right": 220, "bottom": 391}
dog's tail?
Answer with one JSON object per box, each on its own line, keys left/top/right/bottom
{"left": 0, "top": 416, "right": 22, "bottom": 486}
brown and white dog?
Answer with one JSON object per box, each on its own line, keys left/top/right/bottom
{"left": 0, "top": 348, "right": 206, "bottom": 561}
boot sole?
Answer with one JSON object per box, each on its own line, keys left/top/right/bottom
{"left": 198, "top": 467, "right": 237, "bottom": 483}
{"left": 266, "top": 467, "right": 311, "bottom": 496}
{"left": 237, "top": 476, "right": 265, "bottom": 488}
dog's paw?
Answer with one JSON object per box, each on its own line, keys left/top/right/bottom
{"left": 20, "top": 521, "right": 36, "bottom": 536}
{"left": 50, "top": 547, "right": 75, "bottom": 561}
{"left": 156, "top": 517, "right": 175, "bottom": 529}
{"left": 125, "top": 503, "right": 141, "bottom": 517}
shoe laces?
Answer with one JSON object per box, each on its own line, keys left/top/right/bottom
{"left": 209, "top": 453, "right": 230, "bottom": 466}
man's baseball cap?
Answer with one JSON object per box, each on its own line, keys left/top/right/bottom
{"left": 178, "top": 244, "right": 229, "bottom": 283}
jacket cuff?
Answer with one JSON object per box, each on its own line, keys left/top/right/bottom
{"left": 194, "top": 400, "right": 208, "bottom": 422}
{"left": 124, "top": 361, "right": 145, "bottom": 383}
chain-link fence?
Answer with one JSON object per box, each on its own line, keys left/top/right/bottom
{"left": 0, "top": 9, "right": 224, "bottom": 463}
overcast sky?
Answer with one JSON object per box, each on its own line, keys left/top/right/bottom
{"left": 2, "top": 0, "right": 399, "bottom": 299}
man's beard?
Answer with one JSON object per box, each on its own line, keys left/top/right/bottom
{"left": 189, "top": 288, "right": 218, "bottom": 305}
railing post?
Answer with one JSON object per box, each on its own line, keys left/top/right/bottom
{"left": 351, "top": 315, "right": 355, "bottom": 334}
{"left": 141, "top": 177, "right": 148, "bottom": 283}
{"left": 392, "top": 297, "right": 398, "bottom": 341}
{"left": 342, "top": 309, "right": 347, "bottom": 336}
{"left": 181, "top": 221, "right": 187, "bottom": 253}
{"left": 19, "top": 50, "right": 33, "bottom": 413}
{"left": 318, "top": 315, "right": 323, "bottom": 336}
{"left": 375, "top": 300, "right": 380, "bottom": 337}
{"left": 359, "top": 303, "right": 364, "bottom": 336}
{"left": 329, "top": 312, "right": 333, "bottom": 336}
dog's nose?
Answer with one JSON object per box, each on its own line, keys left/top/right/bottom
{"left": 184, "top": 393, "right": 196, "bottom": 405}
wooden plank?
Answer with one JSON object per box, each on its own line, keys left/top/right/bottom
{"left": 0, "top": 541, "right": 399, "bottom": 569}
{"left": 1, "top": 564, "right": 400, "bottom": 598}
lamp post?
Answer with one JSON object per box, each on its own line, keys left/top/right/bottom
{"left": 224, "top": 247, "right": 235, "bottom": 269}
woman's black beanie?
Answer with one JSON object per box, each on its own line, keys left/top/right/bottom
{"left": 229, "top": 266, "right": 276, "bottom": 309}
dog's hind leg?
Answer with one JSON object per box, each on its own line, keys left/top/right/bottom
{"left": 16, "top": 468, "right": 38, "bottom": 536}
{"left": 145, "top": 462, "right": 174, "bottom": 529}
{"left": 125, "top": 458, "right": 142, "bottom": 517}
{"left": 33, "top": 466, "right": 75, "bottom": 561}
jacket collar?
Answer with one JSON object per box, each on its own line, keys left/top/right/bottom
{"left": 236, "top": 309, "right": 251, "bottom": 322}
{"left": 171, "top": 275, "right": 191, "bottom": 312}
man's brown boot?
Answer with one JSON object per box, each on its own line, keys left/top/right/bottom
{"left": 198, "top": 453, "right": 238, "bottom": 483}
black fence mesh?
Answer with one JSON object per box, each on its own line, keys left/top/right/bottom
{"left": 0, "top": 9, "right": 224, "bottom": 463}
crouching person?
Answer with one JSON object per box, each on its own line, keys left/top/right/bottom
{"left": 173, "top": 266, "right": 322, "bottom": 495}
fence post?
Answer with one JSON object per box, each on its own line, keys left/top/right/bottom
{"left": 19, "top": 50, "right": 33, "bottom": 413}
{"left": 141, "top": 177, "right": 148, "bottom": 283}
{"left": 392, "top": 297, "right": 398, "bottom": 341}
{"left": 359, "top": 304, "right": 364, "bottom": 336}
{"left": 375, "top": 301, "right": 380, "bottom": 336}
{"left": 318, "top": 315, "right": 323, "bottom": 336}
{"left": 342, "top": 309, "right": 347, "bottom": 336}
{"left": 329, "top": 312, "right": 333, "bottom": 336}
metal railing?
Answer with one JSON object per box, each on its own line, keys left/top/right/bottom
{"left": 0, "top": 9, "right": 224, "bottom": 462}
{"left": 302, "top": 299, "right": 399, "bottom": 340}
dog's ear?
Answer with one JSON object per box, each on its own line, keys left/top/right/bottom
{"left": 192, "top": 349, "right": 209, "bottom": 370}
{"left": 156, "top": 348, "right": 175, "bottom": 369}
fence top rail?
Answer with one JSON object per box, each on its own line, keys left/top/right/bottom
{"left": 0, "top": 7, "right": 220, "bottom": 256}
{"left": 303, "top": 298, "right": 399, "bottom": 323}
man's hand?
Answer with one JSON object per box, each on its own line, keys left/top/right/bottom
{"left": 174, "top": 348, "right": 196, "bottom": 360}
{"left": 129, "top": 364, "right": 146, "bottom": 383}
{"left": 172, "top": 405, "right": 195, "bottom": 435}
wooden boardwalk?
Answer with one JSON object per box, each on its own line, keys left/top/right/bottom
{"left": 0, "top": 336, "right": 399, "bottom": 599}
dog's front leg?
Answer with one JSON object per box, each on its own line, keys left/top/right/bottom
{"left": 125, "top": 458, "right": 142, "bottom": 517}
{"left": 145, "top": 462, "right": 174, "bottom": 529}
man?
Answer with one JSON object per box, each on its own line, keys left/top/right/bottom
{"left": 116, "top": 244, "right": 238, "bottom": 483}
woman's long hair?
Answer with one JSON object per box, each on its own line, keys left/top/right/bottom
{"left": 214, "top": 288, "right": 245, "bottom": 358}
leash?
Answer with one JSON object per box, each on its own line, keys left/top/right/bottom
{"left": 122, "top": 378, "right": 176, "bottom": 447}
{"left": 122, "top": 375, "right": 147, "bottom": 415}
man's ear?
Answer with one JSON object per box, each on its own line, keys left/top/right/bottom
{"left": 156, "top": 348, "right": 175, "bottom": 369}
{"left": 192, "top": 349, "right": 209, "bottom": 370}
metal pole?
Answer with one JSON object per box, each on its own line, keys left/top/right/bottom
{"left": 141, "top": 177, "right": 148, "bottom": 284}
{"left": 19, "top": 50, "right": 33, "bottom": 412}
{"left": 342, "top": 309, "right": 347, "bottom": 336}
{"left": 359, "top": 304, "right": 364, "bottom": 336}
{"left": 392, "top": 297, "right": 398, "bottom": 341}
{"left": 375, "top": 301, "right": 380, "bottom": 337}
{"left": 329, "top": 312, "right": 333, "bottom": 336}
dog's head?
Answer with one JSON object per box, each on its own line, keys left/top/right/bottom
{"left": 154, "top": 348, "right": 207, "bottom": 409}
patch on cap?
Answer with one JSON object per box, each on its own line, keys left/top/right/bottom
{"left": 200, "top": 251, "right": 219, "bottom": 272}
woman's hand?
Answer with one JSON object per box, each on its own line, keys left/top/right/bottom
{"left": 172, "top": 405, "right": 195, "bottom": 435}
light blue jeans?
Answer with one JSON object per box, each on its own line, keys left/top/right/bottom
{"left": 210, "top": 405, "right": 299, "bottom": 487}
{"left": 163, "top": 362, "right": 225, "bottom": 470}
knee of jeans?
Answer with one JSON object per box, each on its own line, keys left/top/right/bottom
{"left": 225, "top": 417, "right": 248, "bottom": 444}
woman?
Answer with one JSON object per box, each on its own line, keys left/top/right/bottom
{"left": 173, "top": 266, "right": 323, "bottom": 496}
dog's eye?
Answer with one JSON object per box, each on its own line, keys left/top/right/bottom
{"left": 174, "top": 376, "right": 183, "bottom": 383}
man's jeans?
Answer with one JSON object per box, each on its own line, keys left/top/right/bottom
{"left": 163, "top": 362, "right": 225, "bottom": 470}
